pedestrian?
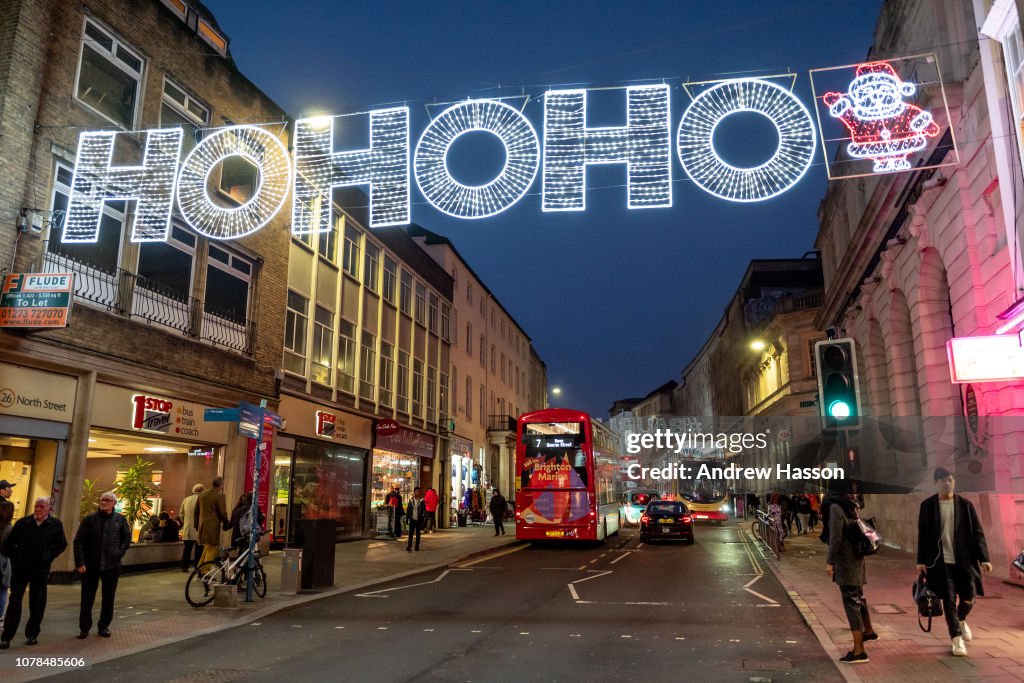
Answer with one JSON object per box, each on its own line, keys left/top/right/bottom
{"left": 808, "top": 492, "right": 820, "bottom": 531}
{"left": 822, "top": 489, "right": 877, "bottom": 664}
{"left": 489, "top": 489, "right": 507, "bottom": 536}
{"left": 385, "top": 485, "right": 404, "bottom": 540}
{"left": 73, "top": 491, "right": 130, "bottom": 639}
{"left": 227, "top": 492, "right": 265, "bottom": 552}
{"left": 406, "top": 487, "right": 426, "bottom": 552}
{"left": 179, "top": 484, "right": 204, "bottom": 571}
{"left": 0, "top": 479, "right": 15, "bottom": 630}
{"left": 795, "top": 494, "right": 811, "bottom": 535}
{"left": 779, "top": 494, "right": 794, "bottom": 536}
{"left": 156, "top": 512, "right": 180, "bottom": 542}
{"left": 916, "top": 467, "right": 992, "bottom": 657}
{"left": 197, "top": 477, "right": 228, "bottom": 566}
{"left": 0, "top": 497, "right": 68, "bottom": 649}
{"left": 424, "top": 487, "right": 439, "bottom": 533}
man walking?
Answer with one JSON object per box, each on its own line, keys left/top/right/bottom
{"left": 0, "top": 479, "right": 15, "bottom": 630}
{"left": 73, "top": 492, "right": 130, "bottom": 639}
{"left": 406, "top": 487, "right": 426, "bottom": 552}
{"left": 179, "top": 484, "right": 204, "bottom": 571}
{"left": 424, "top": 486, "right": 439, "bottom": 533}
{"left": 916, "top": 467, "right": 992, "bottom": 657}
{"left": 385, "top": 485, "right": 404, "bottom": 540}
{"left": 489, "top": 489, "right": 507, "bottom": 536}
{"left": 0, "top": 498, "right": 67, "bottom": 648}
{"left": 197, "top": 477, "right": 228, "bottom": 566}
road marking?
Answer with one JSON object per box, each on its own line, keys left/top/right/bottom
{"left": 609, "top": 552, "right": 632, "bottom": 565}
{"left": 621, "top": 635, "right": 632, "bottom": 639}
{"left": 335, "top": 626, "right": 345, "bottom": 629}
{"left": 424, "top": 629, "right": 434, "bottom": 632}
{"left": 471, "top": 630, "right": 481, "bottom": 633}
{"left": 568, "top": 584, "right": 580, "bottom": 600}
{"left": 576, "top": 565, "right": 587, "bottom": 570}
{"left": 675, "top": 637, "right": 686, "bottom": 640}
{"left": 570, "top": 634, "right": 581, "bottom": 638}
{"left": 567, "top": 569, "right": 613, "bottom": 602}
{"left": 519, "top": 632, "right": 530, "bottom": 635}
{"left": 454, "top": 544, "right": 526, "bottom": 568}
{"left": 543, "top": 567, "right": 585, "bottom": 570}
{"left": 377, "top": 627, "right": 388, "bottom": 630}
{"left": 368, "top": 542, "right": 387, "bottom": 548}
{"left": 570, "top": 571, "right": 613, "bottom": 585}
{"left": 742, "top": 574, "right": 779, "bottom": 605}
{"left": 356, "top": 569, "right": 451, "bottom": 597}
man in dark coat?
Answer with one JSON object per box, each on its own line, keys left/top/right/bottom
{"left": 489, "top": 489, "right": 507, "bottom": 536}
{"left": 73, "top": 491, "right": 131, "bottom": 638}
{"left": 197, "top": 477, "right": 229, "bottom": 566}
{"left": 405, "top": 487, "right": 426, "bottom": 552}
{"left": 823, "top": 491, "right": 877, "bottom": 664}
{"left": 916, "top": 467, "right": 991, "bottom": 657}
{"left": 0, "top": 497, "right": 67, "bottom": 648}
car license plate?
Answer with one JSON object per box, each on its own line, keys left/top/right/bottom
{"left": 661, "top": 526, "right": 673, "bottom": 533}
{"left": 658, "top": 518, "right": 674, "bottom": 524}
{"left": 545, "top": 530, "right": 565, "bottom": 537}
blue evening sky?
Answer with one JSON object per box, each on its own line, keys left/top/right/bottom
{"left": 201, "top": 0, "right": 886, "bottom": 416}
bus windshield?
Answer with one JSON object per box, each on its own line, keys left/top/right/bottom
{"left": 680, "top": 480, "right": 726, "bottom": 504}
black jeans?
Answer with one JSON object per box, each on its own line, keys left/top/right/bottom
{"left": 838, "top": 585, "right": 869, "bottom": 632}
{"left": 1, "top": 570, "right": 49, "bottom": 641}
{"left": 79, "top": 568, "right": 120, "bottom": 633}
{"left": 181, "top": 540, "right": 201, "bottom": 570}
{"left": 407, "top": 520, "right": 422, "bottom": 549}
{"left": 493, "top": 516, "right": 504, "bottom": 535}
{"left": 939, "top": 563, "right": 976, "bottom": 638}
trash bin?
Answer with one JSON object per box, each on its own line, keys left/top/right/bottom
{"left": 457, "top": 511, "right": 467, "bottom": 527}
{"left": 281, "top": 548, "right": 303, "bottom": 594}
{"left": 298, "top": 519, "right": 336, "bottom": 589}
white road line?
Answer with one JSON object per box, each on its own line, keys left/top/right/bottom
{"left": 742, "top": 574, "right": 779, "bottom": 605}
{"left": 576, "top": 564, "right": 587, "bottom": 570}
{"left": 568, "top": 584, "right": 580, "bottom": 600}
{"left": 609, "top": 552, "right": 631, "bottom": 565}
{"left": 543, "top": 567, "right": 585, "bottom": 570}
{"left": 569, "top": 571, "right": 613, "bottom": 585}
{"left": 454, "top": 544, "right": 527, "bottom": 568}
{"left": 356, "top": 569, "right": 451, "bottom": 597}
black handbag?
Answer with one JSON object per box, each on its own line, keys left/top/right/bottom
{"left": 912, "top": 571, "right": 943, "bottom": 632}
{"left": 845, "top": 515, "right": 881, "bottom": 557}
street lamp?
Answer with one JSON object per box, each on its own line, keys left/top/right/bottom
{"left": 750, "top": 339, "right": 766, "bottom": 352}
{"left": 551, "top": 387, "right": 561, "bottom": 395}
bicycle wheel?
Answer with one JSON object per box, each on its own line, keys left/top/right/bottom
{"left": 253, "top": 562, "right": 267, "bottom": 598}
{"left": 186, "top": 560, "right": 226, "bottom": 607}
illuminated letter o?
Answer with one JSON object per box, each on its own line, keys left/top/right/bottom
{"left": 677, "top": 79, "right": 815, "bottom": 202}
{"left": 415, "top": 100, "right": 539, "bottom": 219}
{"left": 176, "top": 125, "right": 291, "bottom": 240}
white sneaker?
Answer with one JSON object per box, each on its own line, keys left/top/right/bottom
{"left": 952, "top": 636, "right": 967, "bottom": 656}
{"left": 959, "top": 621, "right": 972, "bottom": 641}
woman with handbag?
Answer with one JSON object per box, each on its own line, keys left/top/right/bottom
{"left": 822, "top": 490, "right": 878, "bottom": 664}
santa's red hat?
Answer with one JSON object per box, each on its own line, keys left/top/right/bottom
{"left": 855, "top": 61, "right": 899, "bottom": 79}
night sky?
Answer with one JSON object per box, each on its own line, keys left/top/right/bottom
{"left": 201, "top": 0, "right": 885, "bottom": 416}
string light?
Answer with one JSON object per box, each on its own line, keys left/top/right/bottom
{"left": 542, "top": 84, "right": 672, "bottom": 211}
{"left": 64, "top": 129, "right": 182, "bottom": 243}
{"left": 176, "top": 125, "right": 291, "bottom": 240}
{"left": 676, "top": 78, "right": 815, "bottom": 203}
{"left": 414, "top": 99, "right": 539, "bottom": 219}
{"left": 292, "top": 108, "right": 409, "bottom": 232}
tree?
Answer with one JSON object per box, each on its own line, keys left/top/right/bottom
{"left": 80, "top": 478, "right": 101, "bottom": 521}
{"left": 114, "top": 456, "right": 162, "bottom": 534}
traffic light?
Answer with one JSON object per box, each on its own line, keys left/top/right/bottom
{"left": 814, "top": 338, "right": 862, "bottom": 430}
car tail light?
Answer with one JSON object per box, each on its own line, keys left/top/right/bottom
{"left": 682, "top": 516, "right": 691, "bottom": 523}
{"left": 640, "top": 514, "right": 650, "bottom": 524}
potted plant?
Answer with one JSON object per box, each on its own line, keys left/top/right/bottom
{"left": 114, "top": 456, "right": 162, "bottom": 538}
{"left": 80, "top": 478, "right": 102, "bottom": 521}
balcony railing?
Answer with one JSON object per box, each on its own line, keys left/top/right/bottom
{"left": 43, "top": 252, "right": 255, "bottom": 355}
{"left": 744, "top": 289, "right": 824, "bottom": 327}
{"left": 487, "top": 414, "right": 517, "bottom": 432}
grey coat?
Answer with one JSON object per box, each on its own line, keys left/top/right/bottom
{"left": 827, "top": 502, "right": 866, "bottom": 586}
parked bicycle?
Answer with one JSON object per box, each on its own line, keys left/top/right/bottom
{"left": 186, "top": 540, "right": 267, "bottom": 607}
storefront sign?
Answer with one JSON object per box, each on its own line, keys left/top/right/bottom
{"left": 449, "top": 435, "right": 472, "bottom": 459}
{"left": 315, "top": 410, "right": 337, "bottom": 438}
{"left": 277, "top": 396, "right": 373, "bottom": 447}
{"left": 947, "top": 335, "right": 1024, "bottom": 383}
{"left": 62, "top": 57, "right": 949, "bottom": 238}
{"left": 0, "top": 364, "right": 77, "bottom": 423}
{"left": 132, "top": 394, "right": 174, "bottom": 433}
{"left": 374, "top": 420, "right": 435, "bottom": 459}
{"left": 92, "top": 384, "right": 228, "bottom": 442}
{"left": 0, "top": 273, "right": 74, "bottom": 328}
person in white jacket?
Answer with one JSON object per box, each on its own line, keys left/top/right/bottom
{"left": 179, "top": 484, "right": 204, "bottom": 572}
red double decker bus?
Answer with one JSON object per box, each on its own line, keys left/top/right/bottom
{"left": 514, "top": 408, "right": 621, "bottom": 542}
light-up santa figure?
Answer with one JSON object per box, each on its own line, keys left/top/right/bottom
{"left": 823, "top": 61, "right": 940, "bottom": 173}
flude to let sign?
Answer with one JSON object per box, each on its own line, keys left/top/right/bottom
{"left": 0, "top": 273, "right": 74, "bottom": 328}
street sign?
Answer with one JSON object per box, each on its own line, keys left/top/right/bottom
{"left": 203, "top": 407, "right": 240, "bottom": 422}
{"left": 237, "top": 401, "right": 262, "bottom": 439}
{"left": 0, "top": 273, "right": 74, "bottom": 328}
{"left": 799, "top": 400, "right": 818, "bottom": 408}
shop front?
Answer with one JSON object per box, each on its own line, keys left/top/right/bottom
{"left": 448, "top": 435, "right": 477, "bottom": 526}
{"left": 0, "top": 363, "right": 78, "bottom": 520}
{"left": 274, "top": 396, "right": 373, "bottom": 543}
{"left": 371, "top": 420, "right": 436, "bottom": 522}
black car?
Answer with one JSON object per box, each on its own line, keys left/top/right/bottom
{"left": 639, "top": 500, "right": 694, "bottom": 544}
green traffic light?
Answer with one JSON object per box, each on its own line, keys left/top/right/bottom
{"left": 828, "top": 400, "right": 851, "bottom": 419}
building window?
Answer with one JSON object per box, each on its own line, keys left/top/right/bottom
{"left": 500, "top": 353, "right": 506, "bottom": 383}
{"left": 427, "top": 366, "right": 437, "bottom": 424}
{"left": 808, "top": 337, "right": 827, "bottom": 378}
{"left": 319, "top": 211, "right": 340, "bottom": 263}
{"left": 137, "top": 223, "right": 195, "bottom": 302}
{"left": 160, "top": 79, "right": 208, "bottom": 158}
{"left": 508, "top": 360, "right": 513, "bottom": 387}
{"left": 342, "top": 224, "right": 360, "bottom": 279}
{"left": 440, "top": 372, "right": 449, "bottom": 424}
{"left": 47, "top": 163, "right": 124, "bottom": 277}
{"left": 415, "top": 283, "right": 426, "bottom": 326}
{"left": 451, "top": 366, "right": 458, "bottom": 413}
{"left": 467, "top": 282, "right": 473, "bottom": 305}
{"left": 364, "top": 242, "right": 380, "bottom": 292}
{"left": 379, "top": 342, "right": 394, "bottom": 407}
{"left": 412, "top": 359, "right": 424, "bottom": 418}
{"left": 465, "top": 375, "right": 473, "bottom": 420}
{"left": 76, "top": 19, "right": 143, "bottom": 129}
{"left": 490, "top": 345, "right": 496, "bottom": 375}
{"left": 479, "top": 335, "right": 486, "bottom": 367}
{"left": 383, "top": 256, "right": 397, "bottom": 305}
{"left": 205, "top": 244, "right": 252, "bottom": 326}
{"left": 441, "top": 303, "right": 451, "bottom": 342}
{"left": 283, "top": 291, "right": 308, "bottom": 374}
{"left": 360, "top": 331, "right": 376, "bottom": 401}
{"left": 399, "top": 270, "right": 412, "bottom": 316}
{"left": 338, "top": 320, "right": 357, "bottom": 394}
{"left": 428, "top": 293, "right": 439, "bottom": 334}
{"left": 479, "top": 384, "right": 485, "bottom": 426}
{"left": 515, "top": 365, "right": 520, "bottom": 394}
{"left": 311, "top": 306, "right": 333, "bottom": 385}
{"left": 397, "top": 351, "right": 410, "bottom": 412}
{"left": 466, "top": 323, "right": 473, "bottom": 356}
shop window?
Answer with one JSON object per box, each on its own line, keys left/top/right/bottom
{"left": 76, "top": 19, "right": 143, "bottom": 129}
{"left": 342, "top": 224, "right": 360, "bottom": 279}
{"left": 283, "top": 290, "right": 308, "bottom": 374}
{"left": 379, "top": 342, "right": 394, "bottom": 407}
{"left": 397, "top": 350, "right": 410, "bottom": 412}
{"left": 364, "top": 242, "right": 380, "bottom": 292}
{"left": 428, "top": 293, "right": 439, "bottom": 334}
{"left": 338, "top": 320, "right": 357, "bottom": 394}
{"left": 415, "top": 283, "right": 426, "bottom": 326}
{"left": 319, "top": 211, "right": 340, "bottom": 263}
{"left": 311, "top": 305, "right": 334, "bottom": 385}
{"left": 360, "top": 330, "right": 376, "bottom": 401}
{"left": 412, "top": 359, "right": 424, "bottom": 418}
{"left": 427, "top": 366, "right": 438, "bottom": 424}
{"left": 160, "top": 78, "right": 209, "bottom": 158}
{"left": 292, "top": 441, "right": 366, "bottom": 541}
{"left": 383, "top": 256, "right": 397, "bottom": 305}
{"left": 399, "top": 270, "right": 412, "bottom": 316}
{"left": 370, "top": 450, "right": 419, "bottom": 510}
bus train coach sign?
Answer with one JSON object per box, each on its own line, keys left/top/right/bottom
{"left": 61, "top": 56, "right": 953, "bottom": 244}
{"left": 0, "top": 273, "right": 75, "bottom": 328}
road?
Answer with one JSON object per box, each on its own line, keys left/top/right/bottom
{"left": 54, "top": 523, "right": 842, "bottom": 682}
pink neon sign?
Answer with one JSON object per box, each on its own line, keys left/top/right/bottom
{"left": 947, "top": 335, "right": 1024, "bottom": 383}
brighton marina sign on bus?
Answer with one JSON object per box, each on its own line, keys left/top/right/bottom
{"left": 62, "top": 57, "right": 953, "bottom": 245}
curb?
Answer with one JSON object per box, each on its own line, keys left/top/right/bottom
{"left": 18, "top": 538, "right": 523, "bottom": 682}
{"left": 744, "top": 529, "right": 863, "bottom": 683}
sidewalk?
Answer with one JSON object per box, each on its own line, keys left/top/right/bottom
{"left": 0, "top": 525, "right": 516, "bottom": 681}
{"left": 756, "top": 525, "right": 1024, "bottom": 683}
